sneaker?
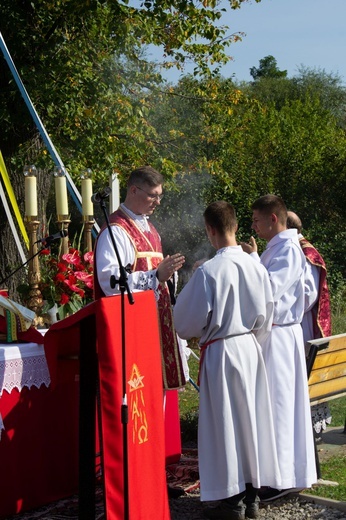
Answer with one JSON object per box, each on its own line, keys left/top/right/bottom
{"left": 204, "top": 501, "right": 245, "bottom": 520}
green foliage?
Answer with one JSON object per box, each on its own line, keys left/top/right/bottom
{"left": 150, "top": 69, "right": 346, "bottom": 289}
{"left": 0, "top": 0, "right": 253, "bottom": 183}
{"left": 250, "top": 55, "right": 287, "bottom": 80}
{"left": 1, "top": 1, "right": 346, "bottom": 310}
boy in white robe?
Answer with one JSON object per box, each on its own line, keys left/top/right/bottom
{"left": 173, "top": 201, "right": 281, "bottom": 520}
{"left": 241, "top": 195, "right": 317, "bottom": 501}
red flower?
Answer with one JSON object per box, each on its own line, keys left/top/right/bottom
{"left": 59, "top": 293, "right": 70, "bottom": 305}
{"left": 62, "top": 249, "right": 82, "bottom": 266}
{"left": 64, "top": 275, "right": 85, "bottom": 297}
{"left": 57, "top": 262, "right": 69, "bottom": 273}
{"left": 75, "top": 271, "right": 93, "bottom": 289}
{"left": 84, "top": 251, "right": 94, "bottom": 264}
{"left": 35, "top": 245, "right": 94, "bottom": 318}
{"left": 54, "top": 272, "right": 67, "bottom": 283}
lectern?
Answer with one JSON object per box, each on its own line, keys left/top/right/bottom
{"left": 44, "top": 292, "right": 170, "bottom": 520}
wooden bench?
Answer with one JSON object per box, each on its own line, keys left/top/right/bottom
{"left": 306, "top": 332, "right": 346, "bottom": 478}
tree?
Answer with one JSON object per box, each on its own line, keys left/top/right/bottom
{"left": 149, "top": 72, "right": 346, "bottom": 297}
{"left": 250, "top": 55, "right": 287, "bottom": 80}
{"left": 0, "top": 0, "right": 261, "bottom": 296}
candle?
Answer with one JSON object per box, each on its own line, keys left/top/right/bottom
{"left": 25, "top": 175, "right": 38, "bottom": 217}
{"left": 55, "top": 175, "right": 69, "bottom": 216}
{"left": 81, "top": 178, "right": 93, "bottom": 217}
{"left": 109, "top": 172, "right": 120, "bottom": 213}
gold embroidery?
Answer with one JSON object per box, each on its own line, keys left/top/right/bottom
{"left": 129, "top": 364, "right": 149, "bottom": 445}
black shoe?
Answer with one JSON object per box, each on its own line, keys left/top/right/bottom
{"left": 204, "top": 501, "right": 245, "bottom": 520}
{"left": 244, "top": 485, "right": 260, "bottom": 518}
{"left": 167, "top": 485, "right": 185, "bottom": 499}
{"left": 244, "top": 501, "right": 259, "bottom": 519}
{"left": 259, "top": 487, "right": 294, "bottom": 502}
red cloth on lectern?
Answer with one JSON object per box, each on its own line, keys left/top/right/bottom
{"left": 96, "top": 295, "right": 170, "bottom": 520}
{"left": 44, "top": 293, "right": 170, "bottom": 520}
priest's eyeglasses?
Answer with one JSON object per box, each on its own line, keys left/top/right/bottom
{"left": 135, "top": 185, "right": 164, "bottom": 201}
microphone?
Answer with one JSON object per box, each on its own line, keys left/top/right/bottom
{"left": 35, "top": 229, "right": 68, "bottom": 245}
{"left": 91, "top": 186, "right": 112, "bottom": 204}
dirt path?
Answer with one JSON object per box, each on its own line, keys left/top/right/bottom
{"left": 317, "top": 426, "right": 346, "bottom": 463}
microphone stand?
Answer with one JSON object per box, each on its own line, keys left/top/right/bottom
{"left": 97, "top": 196, "right": 134, "bottom": 520}
{"left": 0, "top": 242, "right": 53, "bottom": 287}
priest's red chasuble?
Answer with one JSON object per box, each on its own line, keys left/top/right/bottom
{"left": 300, "top": 237, "right": 331, "bottom": 338}
{"left": 94, "top": 207, "right": 185, "bottom": 389}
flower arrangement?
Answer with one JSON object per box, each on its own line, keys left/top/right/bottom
{"left": 18, "top": 247, "right": 94, "bottom": 320}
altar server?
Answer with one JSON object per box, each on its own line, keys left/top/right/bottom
{"left": 174, "top": 201, "right": 281, "bottom": 520}
{"left": 241, "top": 195, "right": 317, "bottom": 501}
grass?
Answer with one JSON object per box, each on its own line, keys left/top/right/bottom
{"left": 179, "top": 344, "right": 199, "bottom": 443}
{"left": 305, "top": 455, "right": 346, "bottom": 501}
{"left": 178, "top": 343, "right": 346, "bottom": 501}
{"left": 303, "top": 395, "right": 346, "bottom": 501}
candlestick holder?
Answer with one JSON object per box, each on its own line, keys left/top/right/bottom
{"left": 57, "top": 217, "right": 70, "bottom": 256}
{"left": 83, "top": 216, "right": 95, "bottom": 253}
{"left": 25, "top": 217, "right": 44, "bottom": 323}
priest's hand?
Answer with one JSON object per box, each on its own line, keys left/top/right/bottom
{"left": 156, "top": 253, "right": 185, "bottom": 282}
{"left": 240, "top": 236, "right": 258, "bottom": 254}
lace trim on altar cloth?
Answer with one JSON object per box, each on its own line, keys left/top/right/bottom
{"left": 0, "top": 343, "right": 51, "bottom": 396}
{"left": 311, "top": 403, "right": 332, "bottom": 434}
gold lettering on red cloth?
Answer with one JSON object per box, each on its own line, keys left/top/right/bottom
{"left": 129, "top": 364, "right": 148, "bottom": 445}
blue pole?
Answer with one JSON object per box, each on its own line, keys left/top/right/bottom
{"left": 0, "top": 32, "right": 99, "bottom": 234}
{"left": 189, "top": 377, "right": 200, "bottom": 392}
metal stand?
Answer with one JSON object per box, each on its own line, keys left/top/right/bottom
{"left": 97, "top": 197, "right": 134, "bottom": 520}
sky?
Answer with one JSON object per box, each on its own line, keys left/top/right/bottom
{"left": 149, "top": 0, "right": 346, "bottom": 84}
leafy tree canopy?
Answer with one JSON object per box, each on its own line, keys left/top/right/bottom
{"left": 0, "top": 0, "right": 261, "bottom": 181}
{"left": 250, "top": 55, "right": 287, "bottom": 80}
{"left": 148, "top": 68, "right": 346, "bottom": 294}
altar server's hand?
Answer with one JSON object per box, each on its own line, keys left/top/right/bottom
{"left": 156, "top": 253, "right": 185, "bottom": 282}
{"left": 240, "top": 236, "right": 258, "bottom": 254}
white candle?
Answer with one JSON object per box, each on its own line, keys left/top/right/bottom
{"left": 55, "top": 175, "right": 69, "bottom": 216}
{"left": 25, "top": 175, "right": 37, "bottom": 217}
{"left": 109, "top": 172, "right": 120, "bottom": 213}
{"left": 81, "top": 178, "right": 93, "bottom": 217}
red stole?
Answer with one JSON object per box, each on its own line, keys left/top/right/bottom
{"left": 300, "top": 237, "right": 332, "bottom": 338}
{"left": 93, "top": 207, "right": 185, "bottom": 389}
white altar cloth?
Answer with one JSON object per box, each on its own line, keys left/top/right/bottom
{"left": 0, "top": 340, "right": 50, "bottom": 396}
